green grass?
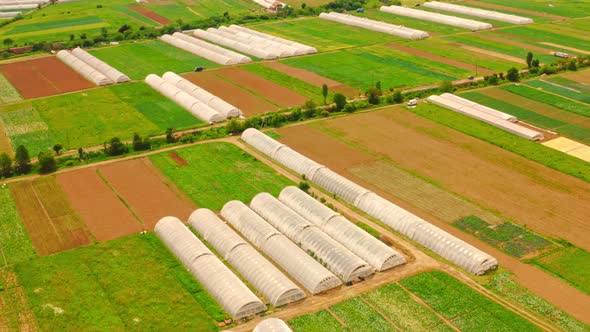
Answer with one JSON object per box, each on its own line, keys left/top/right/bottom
{"left": 289, "top": 309, "right": 347, "bottom": 332}
{"left": 330, "top": 297, "right": 397, "bottom": 332}
{"left": 111, "top": 5, "right": 159, "bottom": 26}
{"left": 356, "top": 222, "right": 380, "bottom": 239}
{"left": 484, "top": 271, "right": 590, "bottom": 332}
{"left": 526, "top": 80, "right": 590, "bottom": 104}
{"left": 502, "top": 84, "right": 590, "bottom": 117}
{"left": 90, "top": 40, "right": 220, "bottom": 80}
{"left": 531, "top": 246, "right": 590, "bottom": 295}
{"left": 146, "top": 4, "right": 199, "bottom": 22}
{"left": 6, "top": 16, "right": 103, "bottom": 35}
{"left": 14, "top": 233, "right": 223, "bottom": 331}
{"left": 0, "top": 187, "right": 36, "bottom": 266}
{"left": 0, "top": 73, "right": 22, "bottom": 105}
{"left": 401, "top": 271, "right": 540, "bottom": 331}
{"left": 183, "top": 0, "right": 256, "bottom": 18}
{"left": 150, "top": 142, "right": 293, "bottom": 210}
{"left": 251, "top": 17, "right": 404, "bottom": 52}
{"left": 363, "top": 283, "right": 453, "bottom": 332}
{"left": 460, "top": 91, "right": 590, "bottom": 144}
{"left": 282, "top": 45, "right": 460, "bottom": 90}
{"left": 474, "top": 0, "right": 590, "bottom": 18}
{"left": 242, "top": 63, "right": 327, "bottom": 104}
{"left": 454, "top": 215, "right": 554, "bottom": 258}
{"left": 549, "top": 76, "right": 590, "bottom": 94}
{"left": 410, "top": 103, "right": 590, "bottom": 183}
{"left": 0, "top": 82, "right": 199, "bottom": 155}
{"left": 500, "top": 26, "right": 590, "bottom": 52}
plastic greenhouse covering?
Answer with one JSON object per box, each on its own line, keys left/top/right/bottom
{"left": 221, "top": 200, "right": 341, "bottom": 293}
{"left": 172, "top": 32, "right": 251, "bottom": 64}
{"left": 0, "top": 11, "right": 19, "bottom": 18}
{"left": 155, "top": 216, "right": 266, "bottom": 319}
{"left": 160, "top": 34, "right": 236, "bottom": 65}
{"left": 56, "top": 50, "right": 113, "bottom": 86}
{"left": 228, "top": 25, "right": 317, "bottom": 54}
{"left": 71, "top": 47, "right": 130, "bottom": 83}
{"left": 380, "top": 5, "right": 493, "bottom": 31}
{"left": 253, "top": 318, "right": 292, "bottom": 332}
{"left": 424, "top": 1, "right": 533, "bottom": 24}
{"left": 251, "top": 0, "right": 285, "bottom": 9}
{"left": 440, "top": 93, "right": 517, "bottom": 122}
{"left": 189, "top": 209, "right": 305, "bottom": 307}
{"left": 319, "top": 12, "right": 429, "bottom": 39}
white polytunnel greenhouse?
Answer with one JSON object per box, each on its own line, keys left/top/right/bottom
{"left": 380, "top": 5, "right": 493, "bottom": 31}
{"left": 278, "top": 186, "right": 406, "bottom": 271}
{"left": 250, "top": 193, "right": 374, "bottom": 282}
{"left": 0, "top": 3, "right": 37, "bottom": 10}
{"left": 440, "top": 93, "right": 517, "bottom": 122}
{"left": 218, "top": 26, "right": 300, "bottom": 57}
{"left": 423, "top": 1, "right": 533, "bottom": 24}
{"left": 71, "top": 47, "right": 130, "bottom": 83}
{"left": 319, "top": 12, "right": 429, "bottom": 39}
{"left": 172, "top": 32, "right": 251, "bottom": 64}
{"left": 426, "top": 94, "right": 543, "bottom": 141}
{"left": 241, "top": 128, "right": 498, "bottom": 275}
{"left": 162, "top": 71, "right": 241, "bottom": 118}
{"left": 144, "top": 74, "right": 225, "bottom": 123}
{"left": 56, "top": 50, "right": 113, "bottom": 86}
{"left": 221, "top": 200, "right": 342, "bottom": 294}
{"left": 194, "top": 28, "right": 279, "bottom": 60}
{"left": 227, "top": 25, "right": 317, "bottom": 55}
{"left": 253, "top": 318, "right": 292, "bottom": 332}
{"left": 0, "top": 11, "right": 20, "bottom": 18}
{"left": 154, "top": 216, "right": 267, "bottom": 320}
{"left": 189, "top": 209, "right": 306, "bottom": 307}
{"left": 160, "top": 34, "right": 237, "bottom": 65}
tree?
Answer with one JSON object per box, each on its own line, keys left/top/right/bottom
{"left": 14, "top": 145, "right": 31, "bottom": 175}
{"left": 166, "top": 128, "right": 176, "bottom": 143}
{"left": 0, "top": 153, "right": 12, "bottom": 178}
{"left": 132, "top": 133, "right": 151, "bottom": 151}
{"left": 3, "top": 38, "right": 13, "bottom": 50}
{"left": 567, "top": 60, "right": 578, "bottom": 71}
{"left": 80, "top": 33, "right": 87, "bottom": 40}
{"left": 78, "top": 147, "right": 85, "bottom": 160}
{"left": 100, "top": 27, "right": 108, "bottom": 39}
{"left": 53, "top": 144, "right": 63, "bottom": 155}
{"left": 303, "top": 100, "right": 316, "bottom": 110}
{"left": 526, "top": 51, "right": 533, "bottom": 68}
{"left": 69, "top": 34, "right": 75, "bottom": 41}
{"left": 375, "top": 80, "right": 381, "bottom": 91}
{"left": 37, "top": 151, "right": 57, "bottom": 174}
{"left": 393, "top": 90, "right": 403, "bottom": 103}
{"left": 531, "top": 59, "right": 540, "bottom": 68}
{"left": 366, "top": 87, "right": 381, "bottom": 105}
{"left": 506, "top": 67, "right": 520, "bottom": 82}
{"left": 333, "top": 93, "right": 346, "bottom": 111}
{"left": 322, "top": 84, "right": 328, "bottom": 105}
{"left": 439, "top": 80, "right": 454, "bottom": 93}
{"left": 225, "top": 118, "right": 243, "bottom": 135}
{"left": 485, "top": 73, "right": 499, "bottom": 85}
{"left": 105, "top": 137, "right": 128, "bottom": 156}
{"left": 298, "top": 181, "right": 310, "bottom": 193}
{"left": 118, "top": 24, "right": 131, "bottom": 34}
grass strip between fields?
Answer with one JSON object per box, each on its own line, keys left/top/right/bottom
{"left": 0, "top": 187, "right": 36, "bottom": 266}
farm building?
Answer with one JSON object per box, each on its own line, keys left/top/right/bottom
{"left": 154, "top": 216, "right": 267, "bottom": 320}
{"left": 380, "top": 5, "right": 492, "bottom": 31}
{"left": 241, "top": 128, "right": 498, "bottom": 275}
{"left": 221, "top": 200, "right": 342, "bottom": 294}
{"left": 189, "top": 209, "right": 306, "bottom": 307}
{"left": 279, "top": 186, "right": 406, "bottom": 271}
{"left": 424, "top": 1, "right": 533, "bottom": 24}
{"left": 319, "top": 12, "right": 429, "bottom": 39}
{"left": 253, "top": 318, "right": 292, "bottom": 332}
{"left": 71, "top": 47, "right": 130, "bottom": 83}
{"left": 250, "top": 192, "right": 374, "bottom": 282}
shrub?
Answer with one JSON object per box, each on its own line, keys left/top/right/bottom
{"left": 38, "top": 151, "right": 57, "bottom": 174}
{"left": 333, "top": 93, "right": 347, "bottom": 111}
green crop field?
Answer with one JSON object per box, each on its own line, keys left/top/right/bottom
{"left": 14, "top": 233, "right": 223, "bottom": 330}
{"left": 525, "top": 80, "right": 590, "bottom": 104}
{"left": 409, "top": 103, "right": 590, "bottom": 183}
{"left": 182, "top": 0, "right": 256, "bottom": 18}
{"left": 461, "top": 91, "right": 590, "bottom": 144}
{"left": 6, "top": 16, "right": 104, "bottom": 35}
{"left": 499, "top": 26, "right": 590, "bottom": 52}
{"left": 111, "top": 5, "right": 159, "bottom": 26}
{"left": 0, "top": 73, "right": 22, "bottom": 105}
{"left": 548, "top": 77, "right": 590, "bottom": 94}
{"left": 501, "top": 84, "right": 590, "bottom": 118}
{"left": 281, "top": 45, "right": 463, "bottom": 90}
{"left": 357, "top": 9, "right": 466, "bottom": 36}
{"left": 476, "top": 0, "right": 590, "bottom": 18}
{"left": 454, "top": 215, "right": 554, "bottom": 258}
{"left": 150, "top": 142, "right": 293, "bottom": 210}
{"left": 251, "top": 17, "right": 404, "bottom": 52}
{"left": 0, "top": 187, "right": 36, "bottom": 266}
{"left": 0, "top": 82, "right": 200, "bottom": 155}
{"left": 145, "top": 4, "right": 200, "bottom": 22}
{"left": 401, "top": 271, "right": 540, "bottom": 331}
{"left": 289, "top": 310, "right": 347, "bottom": 332}
{"left": 531, "top": 246, "right": 590, "bottom": 295}
{"left": 91, "top": 40, "right": 220, "bottom": 80}
{"left": 330, "top": 297, "right": 396, "bottom": 332}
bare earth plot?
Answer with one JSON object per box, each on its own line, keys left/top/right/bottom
{"left": 57, "top": 168, "right": 142, "bottom": 241}
{"left": 0, "top": 57, "right": 94, "bottom": 99}
{"left": 98, "top": 158, "right": 195, "bottom": 229}
{"left": 128, "top": 5, "right": 170, "bottom": 25}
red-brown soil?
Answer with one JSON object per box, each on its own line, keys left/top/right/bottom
{"left": 128, "top": 5, "right": 170, "bottom": 25}
{"left": 263, "top": 61, "right": 359, "bottom": 98}
{"left": 387, "top": 44, "right": 495, "bottom": 75}
{"left": 463, "top": 0, "right": 567, "bottom": 20}
{"left": 57, "top": 168, "right": 142, "bottom": 241}
{"left": 183, "top": 71, "right": 277, "bottom": 116}
{"left": 562, "top": 70, "right": 590, "bottom": 84}
{"left": 0, "top": 57, "right": 94, "bottom": 99}
{"left": 98, "top": 158, "right": 195, "bottom": 229}
{"left": 168, "top": 151, "right": 188, "bottom": 166}
{"left": 0, "top": 124, "right": 11, "bottom": 156}
{"left": 216, "top": 67, "right": 308, "bottom": 108}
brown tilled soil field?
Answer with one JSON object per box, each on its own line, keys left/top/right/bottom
{"left": 9, "top": 177, "right": 92, "bottom": 256}
{"left": 0, "top": 125, "right": 11, "bottom": 156}
{"left": 0, "top": 57, "right": 94, "bottom": 99}
{"left": 216, "top": 67, "right": 308, "bottom": 108}
{"left": 563, "top": 70, "right": 590, "bottom": 84}
{"left": 263, "top": 61, "right": 359, "bottom": 98}
{"left": 183, "top": 71, "right": 277, "bottom": 115}
{"left": 57, "top": 168, "right": 142, "bottom": 241}
{"left": 129, "top": 5, "right": 170, "bottom": 24}
{"left": 98, "top": 158, "right": 195, "bottom": 229}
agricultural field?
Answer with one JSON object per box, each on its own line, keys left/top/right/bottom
{"left": 471, "top": 0, "right": 590, "bottom": 18}
{"left": 357, "top": 8, "right": 467, "bottom": 36}
{"left": 150, "top": 142, "right": 293, "bottom": 210}
{"left": 0, "top": 82, "right": 200, "bottom": 156}
{"left": 0, "top": 187, "right": 36, "bottom": 266}
{"left": 531, "top": 246, "right": 590, "bottom": 295}
{"left": 13, "top": 234, "right": 223, "bottom": 330}
{"left": 0, "top": 73, "right": 22, "bottom": 105}
{"left": 501, "top": 84, "right": 590, "bottom": 117}
{"left": 498, "top": 26, "right": 590, "bottom": 53}
{"left": 547, "top": 76, "right": 590, "bottom": 94}
{"left": 525, "top": 80, "right": 590, "bottom": 105}
{"left": 90, "top": 40, "right": 220, "bottom": 80}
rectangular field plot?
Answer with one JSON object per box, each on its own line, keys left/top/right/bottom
{"left": 183, "top": 0, "right": 256, "bottom": 17}
{"left": 6, "top": 16, "right": 104, "bottom": 35}
{"left": 288, "top": 310, "right": 347, "bottom": 332}
{"left": 401, "top": 271, "right": 540, "bottom": 331}
{"left": 531, "top": 246, "right": 590, "bottom": 295}
{"left": 10, "top": 177, "right": 92, "bottom": 256}
{"left": 470, "top": 0, "right": 590, "bottom": 18}
{"left": 0, "top": 57, "right": 94, "bottom": 99}
{"left": 0, "top": 73, "right": 22, "bottom": 105}
{"left": 548, "top": 76, "right": 590, "bottom": 94}
{"left": 251, "top": 17, "right": 404, "bottom": 52}
{"left": 330, "top": 297, "right": 396, "bottom": 332}
{"left": 525, "top": 80, "right": 590, "bottom": 104}
{"left": 358, "top": 9, "right": 467, "bottom": 36}
{"left": 501, "top": 84, "right": 590, "bottom": 118}
{"left": 0, "top": 187, "right": 36, "bottom": 266}
{"left": 149, "top": 142, "right": 293, "bottom": 210}
{"left": 543, "top": 137, "right": 590, "bottom": 163}
{"left": 14, "top": 234, "right": 223, "bottom": 331}
{"left": 281, "top": 45, "right": 462, "bottom": 90}
{"left": 499, "top": 26, "right": 590, "bottom": 53}
{"left": 90, "top": 40, "right": 220, "bottom": 80}
{"left": 129, "top": 5, "right": 171, "bottom": 25}
{"left": 144, "top": 4, "right": 197, "bottom": 23}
